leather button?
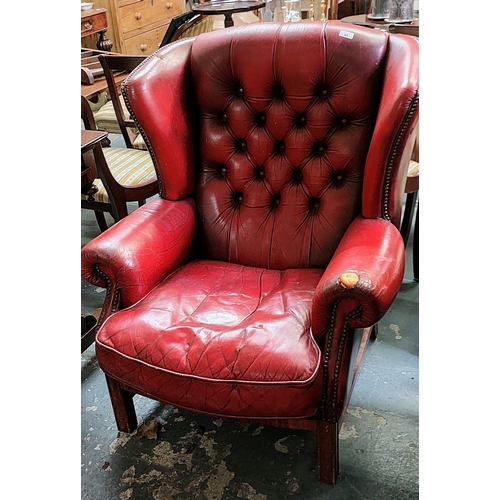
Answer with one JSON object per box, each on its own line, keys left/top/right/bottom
{"left": 309, "top": 198, "right": 320, "bottom": 212}
{"left": 233, "top": 192, "right": 243, "bottom": 203}
{"left": 275, "top": 141, "right": 285, "bottom": 153}
{"left": 314, "top": 143, "right": 326, "bottom": 155}
{"left": 321, "top": 89, "right": 328, "bottom": 98}
{"left": 236, "top": 140, "right": 247, "bottom": 151}
{"left": 295, "top": 113, "right": 306, "bottom": 127}
{"left": 221, "top": 113, "right": 228, "bottom": 122}
{"left": 341, "top": 118, "right": 347, "bottom": 124}
{"left": 256, "top": 167, "right": 265, "bottom": 178}
{"left": 273, "top": 84, "right": 285, "bottom": 98}
{"left": 271, "top": 195, "right": 280, "bottom": 207}
{"left": 292, "top": 169, "right": 302, "bottom": 181}
{"left": 220, "top": 166, "right": 227, "bottom": 176}
{"left": 237, "top": 87, "right": 244, "bottom": 96}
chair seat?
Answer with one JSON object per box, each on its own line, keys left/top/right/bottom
{"left": 96, "top": 260, "right": 325, "bottom": 418}
{"left": 81, "top": 147, "right": 156, "bottom": 204}
{"left": 94, "top": 96, "right": 147, "bottom": 150}
{"left": 405, "top": 160, "right": 419, "bottom": 193}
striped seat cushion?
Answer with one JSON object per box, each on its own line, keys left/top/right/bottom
{"left": 178, "top": 16, "right": 215, "bottom": 40}
{"left": 94, "top": 96, "right": 147, "bottom": 150}
{"left": 82, "top": 148, "right": 157, "bottom": 204}
{"left": 408, "top": 160, "right": 419, "bottom": 177}
{"left": 133, "top": 133, "right": 147, "bottom": 150}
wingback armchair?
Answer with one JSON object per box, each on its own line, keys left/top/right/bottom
{"left": 81, "top": 22, "right": 419, "bottom": 484}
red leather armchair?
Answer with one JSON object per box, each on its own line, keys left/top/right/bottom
{"left": 81, "top": 22, "right": 419, "bottom": 484}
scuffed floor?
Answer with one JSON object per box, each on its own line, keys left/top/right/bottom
{"left": 82, "top": 139, "right": 419, "bottom": 499}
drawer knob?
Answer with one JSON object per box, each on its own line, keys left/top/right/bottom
{"left": 135, "top": 12, "right": 142, "bottom": 20}
{"left": 140, "top": 44, "right": 148, "bottom": 52}
{"left": 84, "top": 22, "right": 93, "bottom": 30}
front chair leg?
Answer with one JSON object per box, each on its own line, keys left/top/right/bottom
{"left": 317, "top": 420, "right": 339, "bottom": 484}
{"left": 105, "top": 375, "right": 138, "bottom": 433}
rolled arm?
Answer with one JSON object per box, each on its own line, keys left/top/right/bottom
{"left": 311, "top": 216, "right": 405, "bottom": 339}
{"left": 81, "top": 197, "right": 196, "bottom": 308}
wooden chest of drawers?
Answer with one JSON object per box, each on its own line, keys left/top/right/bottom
{"left": 83, "top": 0, "right": 186, "bottom": 55}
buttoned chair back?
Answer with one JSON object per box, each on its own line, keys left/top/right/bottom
{"left": 82, "top": 21, "right": 418, "bottom": 484}
{"left": 127, "top": 22, "right": 417, "bottom": 271}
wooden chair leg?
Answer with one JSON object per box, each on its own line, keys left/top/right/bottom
{"left": 105, "top": 375, "right": 138, "bottom": 433}
{"left": 400, "top": 192, "right": 417, "bottom": 246}
{"left": 94, "top": 211, "right": 108, "bottom": 232}
{"left": 413, "top": 204, "right": 419, "bottom": 281}
{"left": 317, "top": 420, "right": 339, "bottom": 484}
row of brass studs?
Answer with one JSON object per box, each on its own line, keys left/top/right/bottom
{"left": 382, "top": 92, "right": 419, "bottom": 222}
{"left": 320, "top": 300, "right": 339, "bottom": 421}
{"left": 94, "top": 264, "right": 120, "bottom": 331}
{"left": 320, "top": 303, "right": 362, "bottom": 421}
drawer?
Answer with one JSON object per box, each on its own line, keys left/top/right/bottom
{"left": 119, "top": 0, "right": 183, "bottom": 37}
{"left": 117, "top": 0, "right": 142, "bottom": 6}
{"left": 81, "top": 10, "right": 108, "bottom": 37}
{"left": 123, "top": 24, "right": 170, "bottom": 55}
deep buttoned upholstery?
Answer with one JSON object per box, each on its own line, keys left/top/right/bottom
{"left": 81, "top": 21, "right": 419, "bottom": 484}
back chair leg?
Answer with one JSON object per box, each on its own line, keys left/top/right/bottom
{"left": 413, "top": 204, "right": 419, "bottom": 281}
{"left": 317, "top": 421, "right": 339, "bottom": 484}
{"left": 105, "top": 375, "right": 138, "bottom": 433}
{"left": 94, "top": 212, "right": 108, "bottom": 232}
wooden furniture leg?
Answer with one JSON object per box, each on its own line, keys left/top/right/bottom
{"left": 400, "top": 191, "right": 417, "bottom": 246}
{"left": 317, "top": 420, "right": 339, "bottom": 484}
{"left": 94, "top": 212, "right": 109, "bottom": 232}
{"left": 413, "top": 203, "right": 419, "bottom": 281}
{"left": 96, "top": 29, "right": 113, "bottom": 51}
{"left": 105, "top": 376, "right": 138, "bottom": 433}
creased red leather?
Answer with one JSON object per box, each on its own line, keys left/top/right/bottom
{"left": 96, "top": 261, "right": 324, "bottom": 418}
{"left": 82, "top": 22, "right": 419, "bottom": 426}
{"left": 311, "top": 216, "right": 405, "bottom": 338}
{"left": 81, "top": 198, "right": 196, "bottom": 307}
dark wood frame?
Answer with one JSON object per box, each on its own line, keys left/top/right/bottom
{"left": 81, "top": 96, "right": 159, "bottom": 232}
{"left": 97, "top": 54, "right": 148, "bottom": 150}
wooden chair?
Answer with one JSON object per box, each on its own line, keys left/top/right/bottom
{"left": 160, "top": 11, "right": 216, "bottom": 46}
{"left": 81, "top": 95, "right": 159, "bottom": 232}
{"left": 400, "top": 137, "right": 419, "bottom": 281}
{"left": 93, "top": 54, "right": 148, "bottom": 150}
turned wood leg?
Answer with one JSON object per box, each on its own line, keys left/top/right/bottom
{"left": 317, "top": 420, "right": 339, "bottom": 484}
{"left": 94, "top": 212, "right": 108, "bottom": 232}
{"left": 413, "top": 203, "right": 419, "bottom": 282}
{"left": 400, "top": 192, "right": 416, "bottom": 246}
{"left": 96, "top": 29, "right": 113, "bottom": 52}
{"left": 105, "top": 375, "right": 138, "bottom": 433}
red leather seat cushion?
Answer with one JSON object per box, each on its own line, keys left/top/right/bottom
{"left": 96, "top": 260, "right": 324, "bottom": 418}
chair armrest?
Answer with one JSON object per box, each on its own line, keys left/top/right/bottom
{"left": 81, "top": 197, "right": 196, "bottom": 308}
{"left": 311, "top": 216, "right": 405, "bottom": 338}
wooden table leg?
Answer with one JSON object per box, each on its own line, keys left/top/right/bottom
{"left": 97, "top": 29, "right": 113, "bottom": 51}
{"left": 223, "top": 13, "right": 234, "bottom": 27}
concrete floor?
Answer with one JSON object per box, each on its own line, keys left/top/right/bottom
{"left": 81, "top": 137, "right": 419, "bottom": 499}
